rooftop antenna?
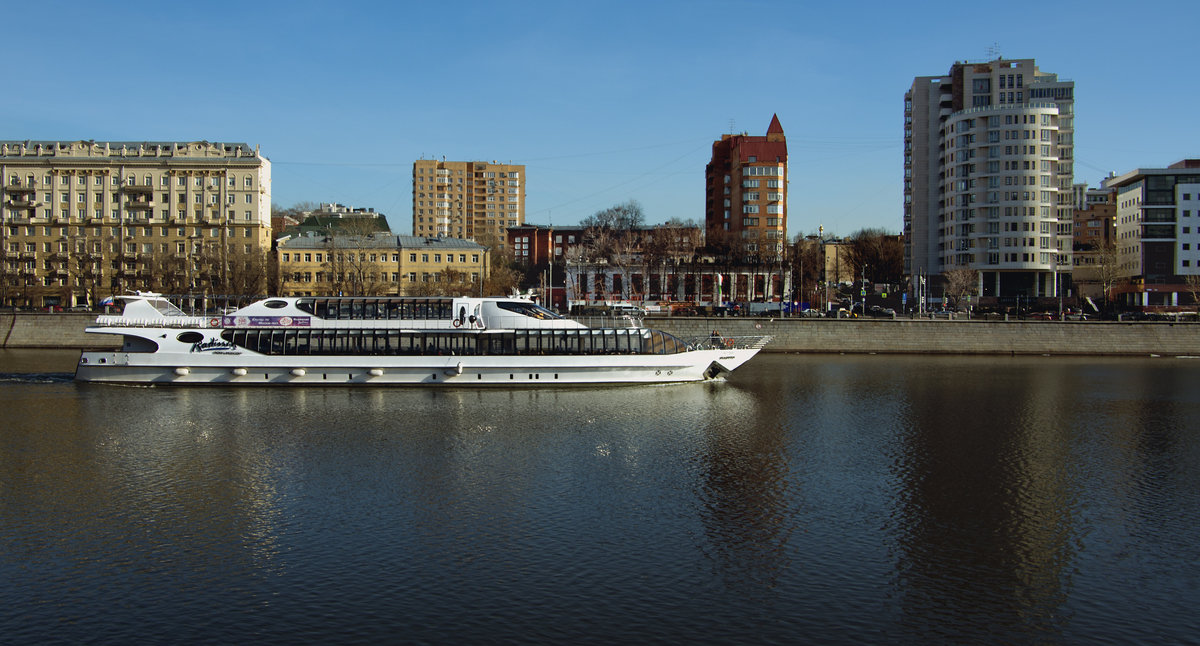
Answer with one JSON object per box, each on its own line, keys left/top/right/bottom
{"left": 987, "top": 42, "right": 1001, "bottom": 60}
{"left": 728, "top": 119, "right": 736, "bottom": 135}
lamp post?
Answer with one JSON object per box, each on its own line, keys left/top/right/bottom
{"left": 816, "top": 224, "right": 825, "bottom": 312}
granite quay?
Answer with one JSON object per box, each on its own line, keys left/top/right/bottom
{"left": 5, "top": 312, "right": 1200, "bottom": 356}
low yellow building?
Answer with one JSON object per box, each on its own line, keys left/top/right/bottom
{"left": 277, "top": 233, "right": 489, "bottom": 296}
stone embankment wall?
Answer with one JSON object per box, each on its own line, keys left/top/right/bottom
{"left": 4, "top": 312, "right": 1200, "bottom": 356}
{"left": 1, "top": 313, "right": 120, "bottom": 349}
{"left": 650, "top": 316, "right": 1200, "bottom": 356}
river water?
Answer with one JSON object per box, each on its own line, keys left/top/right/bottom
{"left": 1, "top": 350, "right": 1197, "bottom": 645}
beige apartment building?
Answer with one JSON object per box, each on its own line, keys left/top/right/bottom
{"left": 0, "top": 140, "right": 272, "bottom": 308}
{"left": 905, "top": 57, "right": 1075, "bottom": 300}
{"left": 412, "top": 159, "right": 524, "bottom": 252}
{"left": 277, "top": 233, "right": 489, "bottom": 297}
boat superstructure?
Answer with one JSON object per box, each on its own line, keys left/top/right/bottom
{"left": 75, "top": 293, "right": 770, "bottom": 386}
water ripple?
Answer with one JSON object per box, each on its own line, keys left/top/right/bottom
{"left": 1, "top": 353, "right": 1199, "bottom": 644}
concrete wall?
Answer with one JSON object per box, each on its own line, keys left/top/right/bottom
{"left": 1, "top": 313, "right": 120, "bottom": 349}
{"left": 649, "top": 316, "right": 1200, "bottom": 356}
{"left": 4, "top": 313, "right": 1200, "bottom": 356}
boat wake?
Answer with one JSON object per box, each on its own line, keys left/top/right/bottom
{"left": 0, "top": 372, "right": 76, "bottom": 384}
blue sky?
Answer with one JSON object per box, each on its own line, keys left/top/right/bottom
{"left": 5, "top": 0, "right": 1196, "bottom": 238}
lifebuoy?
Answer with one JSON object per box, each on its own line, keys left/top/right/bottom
{"left": 453, "top": 319, "right": 462, "bottom": 328}
{"left": 209, "top": 317, "right": 220, "bottom": 327}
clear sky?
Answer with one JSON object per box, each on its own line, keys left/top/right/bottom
{"left": 5, "top": 0, "right": 1196, "bottom": 239}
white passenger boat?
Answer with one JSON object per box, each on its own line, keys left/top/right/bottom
{"left": 75, "top": 292, "right": 770, "bottom": 386}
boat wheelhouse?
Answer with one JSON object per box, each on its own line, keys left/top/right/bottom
{"left": 75, "top": 293, "right": 770, "bottom": 386}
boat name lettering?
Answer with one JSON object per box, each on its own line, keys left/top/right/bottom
{"left": 191, "top": 339, "right": 238, "bottom": 353}
{"left": 222, "top": 315, "right": 311, "bottom": 327}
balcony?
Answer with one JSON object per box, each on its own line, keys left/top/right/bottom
{"left": 121, "top": 184, "right": 153, "bottom": 194}
{"left": 5, "top": 197, "right": 38, "bottom": 210}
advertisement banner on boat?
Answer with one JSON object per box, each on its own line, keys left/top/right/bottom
{"left": 222, "top": 315, "right": 312, "bottom": 327}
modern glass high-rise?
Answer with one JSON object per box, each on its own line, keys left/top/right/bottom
{"left": 904, "top": 58, "right": 1074, "bottom": 299}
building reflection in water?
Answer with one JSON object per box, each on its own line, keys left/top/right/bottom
{"left": 4, "top": 353, "right": 1197, "bottom": 643}
{"left": 885, "top": 359, "right": 1080, "bottom": 642}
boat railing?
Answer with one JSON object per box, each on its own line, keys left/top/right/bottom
{"left": 567, "top": 315, "right": 645, "bottom": 329}
{"left": 93, "top": 315, "right": 218, "bottom": 328}
{"left": 685, "top": 335, "right": 773, "bottom": 351}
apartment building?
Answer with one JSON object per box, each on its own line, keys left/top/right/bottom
{"left": 1070, "top": 187, "right": 1116, "bottom": 300}
{"left": 705, "top": 115, "right": 788, "bottom": 259}
{"left": 412, "top": 159, "right": 524, "bottom": 251}
{"left": 1104, "top": 160, "right": 1200, "bottom": 307}
{"left": 1073, "top": 188, "right": 1115, "bottom": 251}
{"left": 277, "top": 232, "right": 488, "bottom": 297}
{"left": 0, "top": 140, "right": 271, "bottom": 307}
{"left": 904, "top": 58, "right": 1074, "bottom": 299}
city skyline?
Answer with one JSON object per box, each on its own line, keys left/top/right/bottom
{"left": 4, "top": 0, "right": 1196, "bottom": 239}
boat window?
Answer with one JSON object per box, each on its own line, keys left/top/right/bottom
{"left": 496, "top": 301, "right": 562, "bottom": 320}
{"left": 147, "top": 298, "right": 188, "bottom": 317}
{"left": 177, "top": 331, "right": 204, "bottom": 344}
{"left": 218, "top": 325, "right": 689, "bottom": 357}
{"left": 264, "top": 300, "right": 288, "bottom": 309}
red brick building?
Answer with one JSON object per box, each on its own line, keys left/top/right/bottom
{"left": 705, "top": 115, "right": 788, "bottom": 260}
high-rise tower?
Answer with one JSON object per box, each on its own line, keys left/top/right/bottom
{"left": 904, "top": 58, "right": 1074, "bottom": 299}
{"left": 412, "top": 159, "right": 524, "bottom": 252}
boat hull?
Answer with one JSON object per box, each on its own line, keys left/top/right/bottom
{"left": 74, "top": 347, "right": 761, "bottom": 386}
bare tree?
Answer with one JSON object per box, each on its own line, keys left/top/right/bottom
{"left": 1185, "top": 275, "right": 1200, "bottom": 314}
{"left": 1096, "top": 241, "right": 1122, "bottom": 310}
{"left": 482, "top": 262, "right": 521, "bottom": 297}
{"left": 943, "top": 267, "right": 979, "bottom": 310}
{"left": 225, "top": 245, "right": 269, "bottom": 296}
{"left": 793, "top": 235, "right": 823, "bottom": 308}
{"left": 72, "top": 229, "right": 114, "bottom": 306}
{"left": 144, "top": 248, "right": 190, "bottom": 295}
{"left": 843, "top": 228, "right": 904, "bottom": 285}
{"left": 579, "top": 201, "right": 646, "bottom": 301}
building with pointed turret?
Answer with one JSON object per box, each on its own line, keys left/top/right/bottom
{"left": 705, "top": 116, "right": 788, "bottom": 261}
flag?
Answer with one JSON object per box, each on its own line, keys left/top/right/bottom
{"left": 99, "top": 296, "right": 115, "bottom": 307}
